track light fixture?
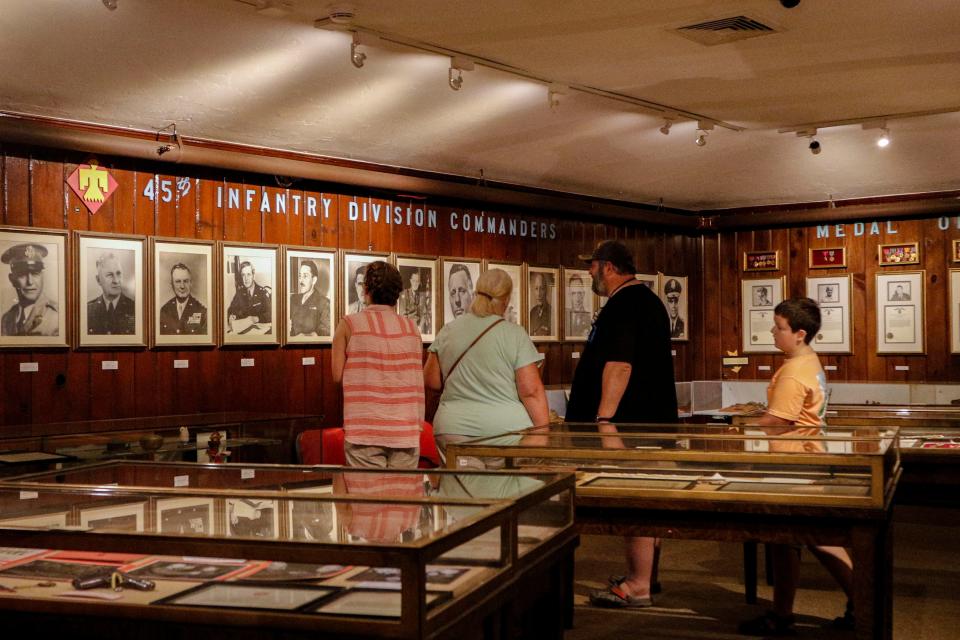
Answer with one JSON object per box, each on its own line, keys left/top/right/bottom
{"left": 448, "top": 56, "right": 474, "bottom": 91}
{"left": 659, "top": 118, "right": 673, "bottom": 135}
{"left": 548, "top": 83, "right": 568, "bottom": 109}
{"left": 102, "top": 0, "right": 118, "bottom": 9}
{"left": 350, "top": 32, "right": 366, "bottom": 68}
{"left": 877, "top": 128, "right": 890, "bottom": 148}
{"left": 695, "top": 120, "right": 714, "bottom": 146}
{"left": 695, "top": 131, "right": 707, "bottom": 146}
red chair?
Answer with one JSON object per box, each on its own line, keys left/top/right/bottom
{"left": 296, "top": 422, "right": 439, "bottom": 469}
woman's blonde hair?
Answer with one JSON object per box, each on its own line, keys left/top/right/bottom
{"left": 470, "top": 268, "right": 513, "bottom": 317}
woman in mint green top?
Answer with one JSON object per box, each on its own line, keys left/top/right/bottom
{"left": 424, "top": 269, "right": 549, "bottom": 464}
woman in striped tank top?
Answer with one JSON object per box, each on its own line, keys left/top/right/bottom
{"left": 332, "top": 261, "right": 424, "bottom": 469}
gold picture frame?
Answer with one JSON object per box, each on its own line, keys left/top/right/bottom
{"left": 878, "top": 242, "right": 919, "bottom": 266}
{"left": 743, "top": 250, "right": 779, "bottom": 272}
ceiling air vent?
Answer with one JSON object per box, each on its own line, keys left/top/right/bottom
{"left": 673, "top": 15, "right": 780, "bottom": 46}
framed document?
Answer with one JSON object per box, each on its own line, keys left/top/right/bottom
{"left": 809, "top": 246, "right": 847, "bottom": 269}
{"left": 660, "top": 275, "right": 688, "bottom": 341}
{"left": 156, "top": 497, "right": 216, "bottom": 535}
{"left": 221, "top": 243, "right": 278, "bottom": 345}
{"left": 0, "top": 226, "right": 69, "bottom": 349}
{"left": 743, "top": 250, "right": 779, "bottom": 272}
{"left": 155, "top": 582, "right": 337, "bottom": 611}
{"left": 79, "top": 501, "right": 146, "bottom": 532}
{"left": 342, "top": 251, "right": 391, "bottom": 319}
{"left": 152, "top": 238, "right": 214, "bottom": 347}
{"left": 283, "top": 247, "right": 335, "bottom": 345}
{"left": 875, "top": 271, "right": 924, "bottom": 354}
{"left": 485, "top": 261, "right": 524, "bottom": 328}
{"left": 741, "top": 277, "right": 785, "bottom": 353}
{"left": 395, "top": 254, "right": 436, "bottom": 342}
{"left": 440, "top": 257, "right": 481, "bottom": 328}
{"left": 226, "top": 497, "right": 280, "bottom": 539}
{"left": 526, "top": 265, "right": 559, "bottom": 342}
{"left": 76, "top": 232, "right": 146, "bottom": 348}
{"left": 878, "top": 242, "right": 919, "bottom": 266}
{"left": 951, "top": 270, "right": 960, "bottom": 354}
{"left": 561, "top": 267, "right": 594, "bottom": 341}
{"left": 953, "top": 239, "right": 960, "bottom": 263}
{"left": 805, "top": 275, "right": 852, "bottom": 353}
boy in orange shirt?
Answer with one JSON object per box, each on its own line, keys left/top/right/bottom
{"left": 739, "top": 298, "right": 854, "bottom": 636}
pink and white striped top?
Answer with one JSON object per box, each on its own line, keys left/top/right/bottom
{"left": 343, "top": 305, "right": 424, "bottom": 448}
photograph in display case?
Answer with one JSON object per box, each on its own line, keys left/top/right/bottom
{"left": 660, "top": 275, "right": 688, "bottom": 341}
{"left": 287, "top": 485, "right": 337, "bottom": 543}
{"left": 77, "top": 232, "right": 146, "bottom": 347}
{"left": 562, "top": 267, "right": 593, "bottom": 341}
{"left": 155, "top": 582, "right": 338, "bottom": 611}
{"left": 241, "top": 562, "right": 351, "bottom": 582}
{"left": 128, "top": 559, "right": 250, "bottom": 581}
{"left": 951, "top": 270, "right": 960, "bottom": 353}
{"left": 743, "top": 250, "right": 779, "bottom": 272}
{"left": 485, "top": 261, "right": 523, "bottom": 327}
{"left": 0, "top": 510, "right": 68, "bottom": 529}
{"left": 156, "top": 498, "right": 215, "bottom": 535}
{"left": 0, "top": 558, "right": 118, "bottom": 580}
{"left": 343, "top": 251, "right": 390, "bottom": 317}
{"left": 78, "top": 501, "right": 146, "bottom": 532}
{"left": 741, "top": 277, "right": 785, "bottom": 353}
{"left": 347, "top": 565, "right": 470, "bottom": 587}
{"left": 806, "top": 275, "right": 852, "bottom": 353}
{"left": 284, "top": 247, "right": 334, "bottom": 344}
{"left": 440, "top": 257, "right": 481, "bottom": 328}
{"left": 809, "top": 246, "right": 847, "bottom": 269}
{"left": 395, "top": 255, "right": 436, "bottom": 341}
{"left": 152, "top": 239, "right": 214, "bottom": 346}
{"left": 226, "top": 497, "right": 280, "bottom": 538}
{"left": 222, "top": 243, "right": 278, "bottom": 345}
{"left": 878, "top": 242, "right": 920, "bottom": 266}
{"left": 309, "top": 588, "right": 449, "bottom": 617}
{"left": 875, "top": 270, "right": 925, "bottom": 354}
{"left": 526, "top": 266, "right": 559, "bottom": 341}
{"left": 0, "top": 227, "right": 68, "bottom": 348}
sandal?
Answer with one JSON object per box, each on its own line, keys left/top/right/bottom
{"left": 738, "top": 611, "right": 796, "bottom": 636}
{"left": 589, "top": 584, "right": 653, "bottom": 608}
{"left": 608, "top": 574, "right": 663, "bottom": 594}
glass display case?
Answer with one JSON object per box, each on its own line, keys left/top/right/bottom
{"left": 446, "top": 422, "right": 900, "bottom": 510}
{"left": 0, "top": 464, "right": 576, "bottom": 640}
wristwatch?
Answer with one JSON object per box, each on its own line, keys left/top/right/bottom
{"left": 595, "top": 415, "right": 614, "bottom": 422}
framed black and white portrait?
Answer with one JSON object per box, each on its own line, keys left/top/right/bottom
{"left": 526, "top": 265, "right": 559, "bottom": 342}
{"left": 440, "top": 257, "right": 481, "bottom": 327}
{"left": 284, "top": 247, "right": 335, "bottom": 345}
{"left": 875, "top": 271, "right": 924, "bottom": 354}
{"left": 635, "top": 273, "right": 659, "bottom": 291}
{"left": 950, "top": 269, "right": 960, "bottom": 354}
{"left": 806, "top": 275, "right": 852, "bottom": 354}
{"left": 396, "top": 254, "right": 436, "bottom": 342}
{"left": 0, "top": 226, "right": 68, "bottom": 349}
{"left": 342, "top": 251, "right": 390, "bottom": 318}
{"left": 660, "top": 275, "right": 688, "bottom": 342}
{"left": 152, "top": 239, "right": 214, "bottom": 347}
{"left": 562, "top": 267, "right": 594, "bottom": 341}
{"left": 76, "top": 232, "right": 146, "bottom": 348}
{"left": 484, "top": 261, "right": 524, "bottom": 328}
{"left": 221, "top": 243, "right": 278, "bottom": 346}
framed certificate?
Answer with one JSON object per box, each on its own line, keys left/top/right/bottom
{"left": 875, "top": 271, "right": 924, "bottom": 354}
{"left": 951, "top": 270, "right": 960, "bottom": 354}
{"left": 805, "top": 274, "right": 852, "bottom": 353}
{"left": 741, "top": 277, "right": 785, "bottom": 353}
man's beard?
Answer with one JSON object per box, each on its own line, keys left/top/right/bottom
{"left": 590, "top": 272, "right": 606, "bottom": 296}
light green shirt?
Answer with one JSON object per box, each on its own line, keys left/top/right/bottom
{"left": 429, "top": 313, "right": 544, "bottom": 438}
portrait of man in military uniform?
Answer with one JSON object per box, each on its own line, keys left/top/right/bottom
{"left": 87, "top": 251, "right": 137, "bottom": 336}
{"left": 527, "top": 268, "right": 557, "bottom": 339}
{"left": 159, "top": 263, "right": 208, "bottom": 336}
{"left": 1, "top": 241, "right": 60, "bottom": 339}
{"left": 397, "top": 262, "right": 433, "bottom": 336}
{"left": 222, "top": 246, "right": 277, "bottom": 345}
{"left": 564, "top": 270, "right": 592, "bottom": 340}
{"left": 661, "top": 276, "right": 689, "bottom": 341}
{"left": 288, "top": 258, "right": 331, "bottom": 338}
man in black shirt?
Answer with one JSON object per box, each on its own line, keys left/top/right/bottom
{"left": 566, "top": 240, "right": 678, "bottom": 608}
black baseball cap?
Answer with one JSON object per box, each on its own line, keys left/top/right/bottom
{"left": 578, "top": 240, "right": 636, "bottom": 275}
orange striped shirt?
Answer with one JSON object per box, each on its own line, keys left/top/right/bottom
{"left": 343, "top": 305, "right": 424, "bottom": 448}
{"left": 342, "top": 472, "right": 423, "bottom": 542}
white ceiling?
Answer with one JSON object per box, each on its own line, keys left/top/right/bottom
{"left": 2, "top": 0, "right": 960, "bottom": 211}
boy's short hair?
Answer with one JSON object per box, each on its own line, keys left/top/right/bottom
{"left": 774, "top": 297, "right": 821, "bottom": 344}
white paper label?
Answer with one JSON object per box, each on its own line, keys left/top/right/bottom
{"left": 241, "top": 468, "right": 255, "bottom": 480}
{"left": 240, "top": 358, "right": 255, "bottom": 368}
{"left": 174, "top": 359, "right": 189, "bottom": 369}
{"left": 895, "top": 365, "right": 910, "bottom": 371}
{"left": 758, "top": 365, "right": 771, "bottom": 371}
{"left": 173, "top": 475, "right": 189, "bottom": 487}
{"left": 101, "top": 360, "right": 118, "bottom": 370}
{"left": 671, "top": 350, "right": 676, "bottom": 357}
{"left": 824, "top": 365, "right": 838, "bottom": 371}
{"left": 19, "top": 491, "right": 38, "bottom": 500}
{"left": 19, "top": 362, "right": 38, "bottom": 373}
{"left": 571, "top": 352, "right": 580, "bottom": 359}
{"left": 302, "top": 357, "right": 316, "bottom": 366}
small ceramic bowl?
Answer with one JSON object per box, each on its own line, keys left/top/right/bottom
{"left": 139, "top": 434, "right": 164, "bottom": 451}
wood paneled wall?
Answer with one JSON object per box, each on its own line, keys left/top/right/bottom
{"left": 701, "top": 219, "right": 960, "bottom": 382}
{"left": 0, "top": 145, "right": 702, "bottom": 429}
